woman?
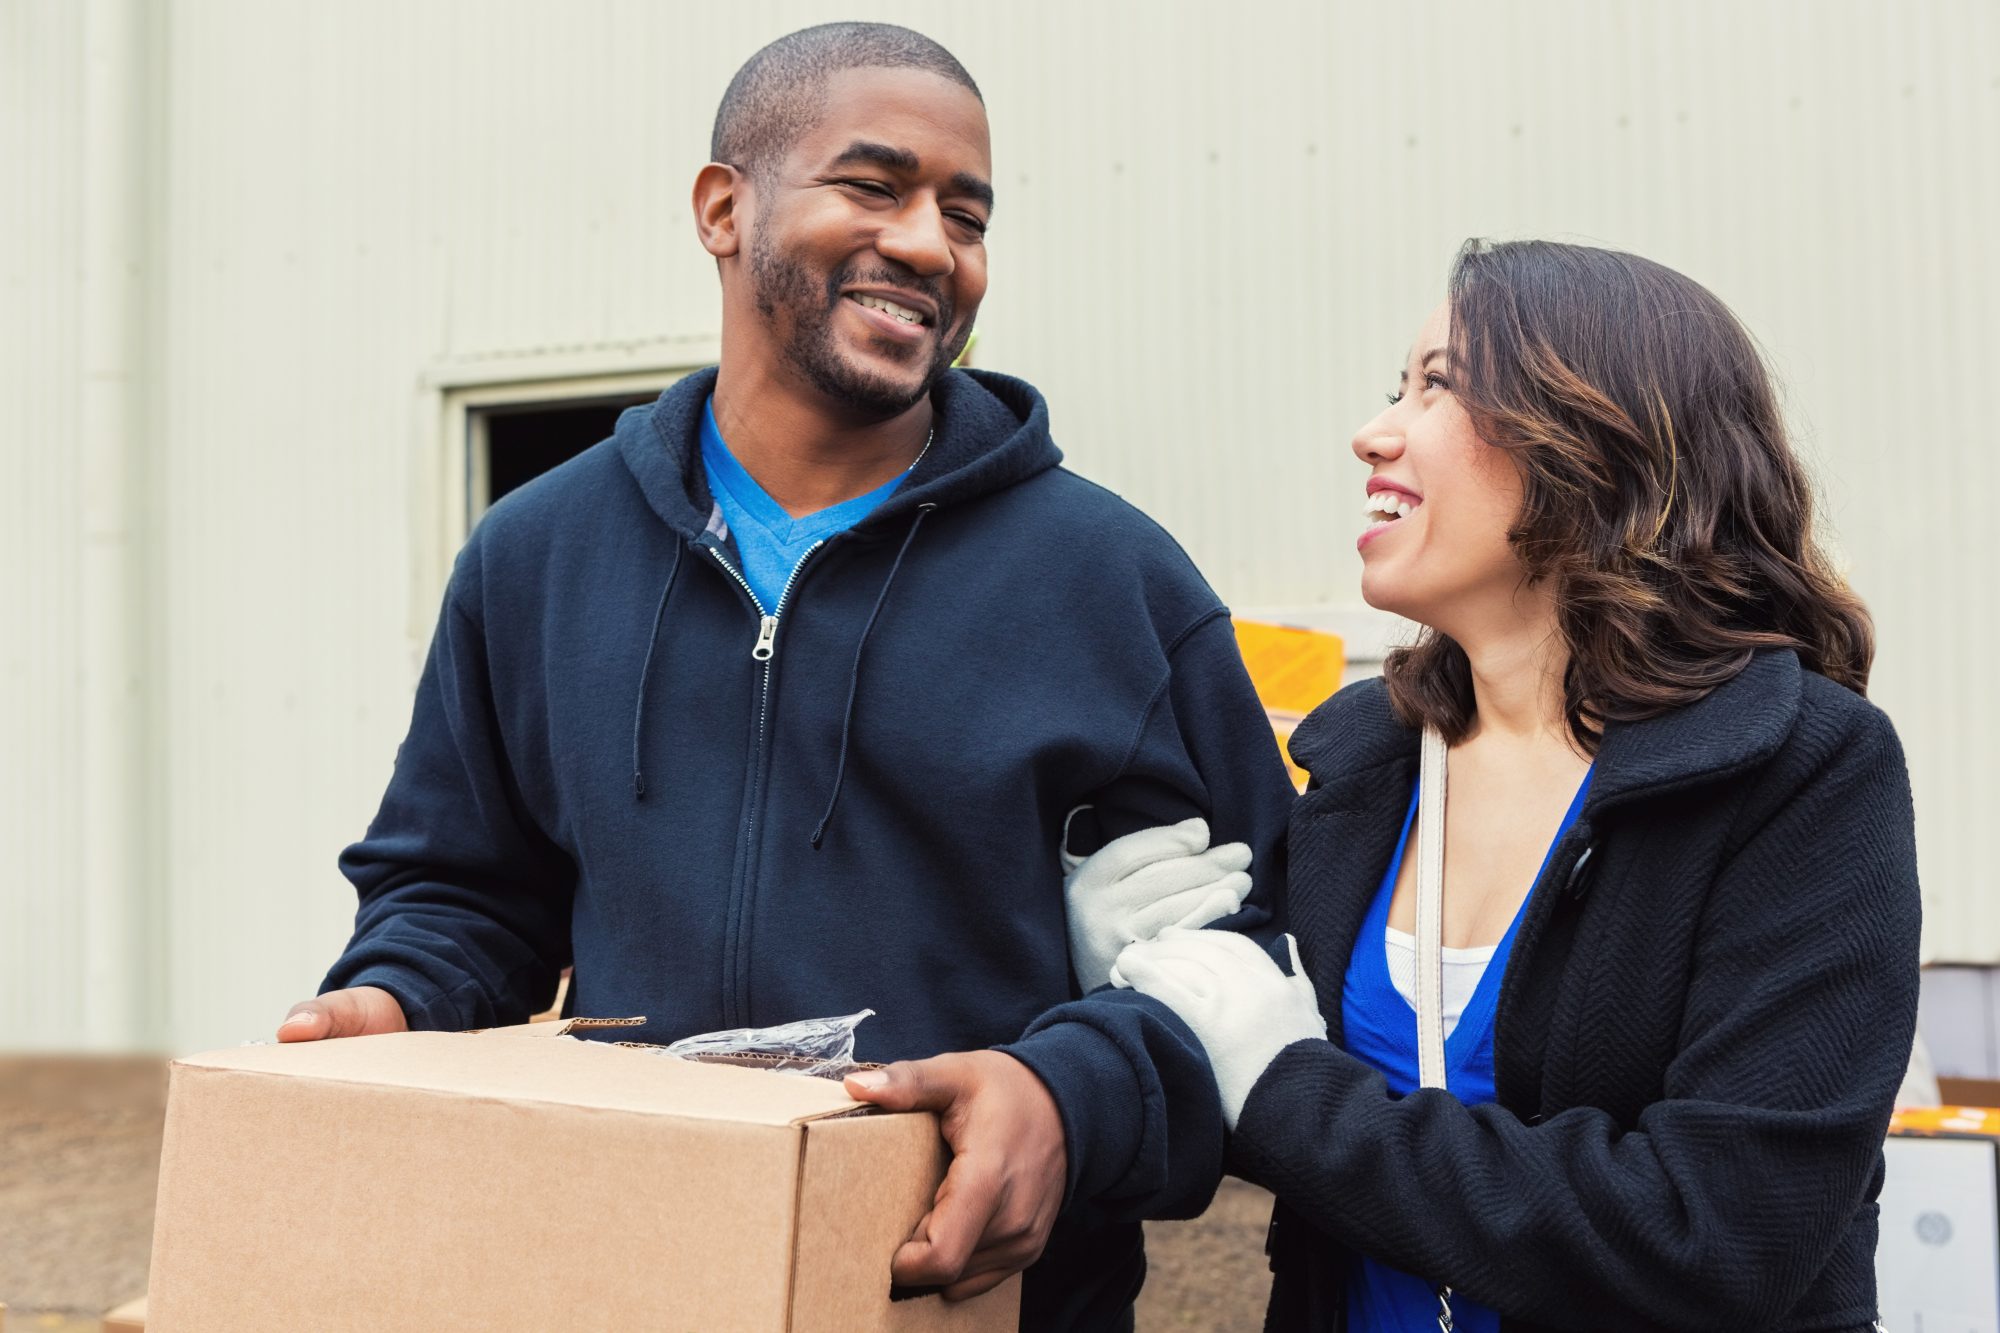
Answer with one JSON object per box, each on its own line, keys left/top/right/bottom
{"left": 1111, "top": 240, "right": 1920, "bottom": 1331}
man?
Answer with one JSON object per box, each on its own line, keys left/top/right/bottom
{"left": 279, "top": 23, "right": 1294, "bottom": 1330}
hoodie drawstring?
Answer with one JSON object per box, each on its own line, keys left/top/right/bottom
{"left": 811, "top": 503, "right": 935, "bottom": 849}
{"left": 632, "top": 542, "right": 685, "bottom": 800}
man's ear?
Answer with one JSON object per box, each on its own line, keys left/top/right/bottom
{"left": 693, "top": 162, "right": 745, "bottom": 259}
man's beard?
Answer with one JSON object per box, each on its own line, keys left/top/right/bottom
{"left": 749, "top": 236, "right": 967, "bottom": 418}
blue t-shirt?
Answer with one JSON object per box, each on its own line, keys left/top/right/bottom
{"left": 1339, "top": 768, "right": 1593, "bottom": 1332}
{"left": 699, "top": 398, "right": 908, "bottom": 612}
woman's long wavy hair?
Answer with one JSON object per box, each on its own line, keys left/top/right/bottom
{"left": 1384, "top": 240, "right": 1873, "bottom": 747}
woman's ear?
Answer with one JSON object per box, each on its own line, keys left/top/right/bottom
{"left": 692, "top": 163, "right": 744, "bottom": 259}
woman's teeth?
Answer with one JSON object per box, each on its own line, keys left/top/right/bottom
{"left": 851, "top": 294, "right": 926, "bottom": 325}
{"left": 1363, "top": 492, "right": 1418, "bottom": 524}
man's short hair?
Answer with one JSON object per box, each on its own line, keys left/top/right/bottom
{"left": 711, "top": 23, "right": 983, "bottom": 178}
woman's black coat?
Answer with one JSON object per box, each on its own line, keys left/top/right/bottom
{"left": 1238, "top": 650, "right": 1921, "bottom": 1332}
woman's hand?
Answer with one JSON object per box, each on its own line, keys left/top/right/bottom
{"left": 1114, "top": 928, "right": 1326, "bottom": 1128}
{"left": 1062, "top": 815, "right": 1253, "bottom": 992}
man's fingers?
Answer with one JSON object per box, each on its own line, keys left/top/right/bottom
{"left": 276, "top": 1002, "right": 329, "bottom": 1042}
{"left": 853, "top": 1050, "right": 1063, "bottom": 1301}
{"left": 276, "top": 986, "right": 407, "bottom": 1042}
{"left": 950, "top": 1210, "right": 1055, "bottom": 1292}
{"left": 942, "top": 1267, "right": 1019, "bottom": 1302}
{"left": 845, "top": 1054, "right": 955, "bottom": 1113}
{"left": 889, "top": 1160, "right": 997, "bottom": 1287}
{"left": 889, "top": 1209, "right": 938, "bottom": 1286}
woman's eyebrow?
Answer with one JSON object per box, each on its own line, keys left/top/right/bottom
{"left": 1421, "top": 347, "right": 1450, "bottom": 368}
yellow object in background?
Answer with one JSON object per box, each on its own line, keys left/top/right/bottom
{"left": 1890, "top": 1104, "right": 2000, "bottom": 1134}
{"left": 1231, "top": 619, "right": 1345, "bottom": 792}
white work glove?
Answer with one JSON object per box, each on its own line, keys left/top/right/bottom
{"left": 1113, "top": 928, "right": 1326, "bottom": 1130}
{"left": 1061, "top": 814, "right": 1253, "bottom": 993}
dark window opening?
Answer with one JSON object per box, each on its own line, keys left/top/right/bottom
{"left": 477, "top": 393, "right": 659, "bottom": 508}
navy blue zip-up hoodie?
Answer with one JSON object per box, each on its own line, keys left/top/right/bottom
{"left": 324, "top": 366, "right": 1298, "bottom": 1329}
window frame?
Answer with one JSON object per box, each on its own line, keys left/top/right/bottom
{"left": 412, "top": 346, "right": 712, "bottom": 655}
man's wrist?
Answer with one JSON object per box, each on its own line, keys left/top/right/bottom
{"left": 1000, "top": 1016, "right": 1146, "bottom": 1211}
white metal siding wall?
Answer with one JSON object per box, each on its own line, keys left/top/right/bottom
{"left": 6, "top": 0, "right": 1996, "bottom": 1050}
{"left": 1, "top": 2, "right": 87, "bottom": 1046}
{"left": 2, "top": 0, "right": 161, "bottom": 1052}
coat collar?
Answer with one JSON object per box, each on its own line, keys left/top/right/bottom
{"left": 1289, "top": 649, "right": 1804, "bottom": 818}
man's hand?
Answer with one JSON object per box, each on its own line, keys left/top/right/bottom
{"left": 276, "top": 986, "right": 409, "bottom": 1042}
{"left": 843, "top": 1050, "right": 1067, "bottom": 1300}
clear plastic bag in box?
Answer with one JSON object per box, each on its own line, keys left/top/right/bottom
{"left": 652, "top": 1008, "right": 875, "bottom": 1080}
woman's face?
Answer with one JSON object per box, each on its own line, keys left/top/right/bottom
{"left": 1350, "top": 302, "right": 1529, "bottom": 630}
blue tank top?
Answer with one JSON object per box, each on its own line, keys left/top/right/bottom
{"left": 1339, "top": 768, "right": 1593, "bottom": 1332}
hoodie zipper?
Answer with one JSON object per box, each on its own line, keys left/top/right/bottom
{"left": 704, "top": 540, "right": 827, "bottom": 1028}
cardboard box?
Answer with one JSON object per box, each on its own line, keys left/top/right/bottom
{"left": 147, "top": 1022, "right": 1017, "bottom": 1331}
{"left": 1880, "top": 1106, "right": 2000, "bottom": 1332}
{"left": 1940, "top": 1077, "right": 2000, "bottom": 1109}
{"left": 102, "top": 1296, "right": 147, "bottom": 1332}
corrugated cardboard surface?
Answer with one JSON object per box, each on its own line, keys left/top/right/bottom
{"left": 148, "top": 1032, "right": 1017, "bottom": 1331}
{"left": 789, "top": 1113, "right": 1000, "bottom": 1333}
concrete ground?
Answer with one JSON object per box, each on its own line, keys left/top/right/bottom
{"left": 0, "top": 1055, "right": 1272, "bottom": 1331}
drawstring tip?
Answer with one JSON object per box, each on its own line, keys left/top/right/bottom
{"left": 809, "top": 821, "right": 827, "bottom": 850}
{"left": 633, "top": 772, "right": 647, "bottom": 800}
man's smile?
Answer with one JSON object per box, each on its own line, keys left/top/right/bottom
{"left": 844, "top": 289, "right": 935, "bottom": 326}
{"left": 843, "top": 293, "right": 934, "bottom": 345}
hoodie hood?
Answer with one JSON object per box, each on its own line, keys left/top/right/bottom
{"left": 616, "top": 366, "right": 1065, "bottom": 541}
